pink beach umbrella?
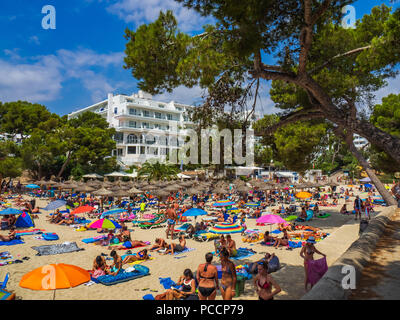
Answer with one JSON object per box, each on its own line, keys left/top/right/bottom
{"left": 256, "top": 214, "right": 287, "bottom": 225}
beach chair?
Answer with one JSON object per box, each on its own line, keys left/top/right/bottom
{"left": 305, "top": 210, "right": 314, "bottom": 221}
{"left": 138, "top": 216, "right": 166, "bottom": 229}
{"left": 0, "top": 273, "right": 9, "bottom": 289}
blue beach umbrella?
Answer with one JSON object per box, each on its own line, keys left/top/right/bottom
{"left": 0, "top": 208, "right": 23, "bottom": 215}
{"left": 364, "top": 184, "right": 373, "bottom": 189}
{"left": 26, "top": 184, "right": 40, "bottom": 189}
{"left": 42, "top": 200, "right": 67, "bottom": 211}
{"left": 182, "top": 208, "right": 207, "bottom": 217}
{"left": 101, "top": 208, "right": 127, "bottom": 218}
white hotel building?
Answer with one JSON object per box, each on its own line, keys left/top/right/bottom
{"left": 68, "top": 91, "right": 196, "bottom": 167}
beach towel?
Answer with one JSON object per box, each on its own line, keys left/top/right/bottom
{"left": 284, "top": 215, "right": 298, "bottom": 222}
{"left": 31, "top": 242, "right": 84, "bottom": 256}
{"left": 159, "top": 277, "right": 179, "bottom": 289}
{"left": 316, "top": 213, "right": 331, "bottom": 219}
{"left": 260, "top": 242, "right": 274, "bottom": 246}
{"left": 270, "top": 229, "right": 282, "bottom": 234}
{"left": 288, "top": 241, "right": 303, "bottom": 248}
{"left": 230, "top": 248, "right": 256, "bottom": 260}
{"left": 81, "top": 235, "right": 107, "bottom": 244}
{"left": 306, "top": 257, "right": 328, "bottom": 285}
{"left": 173, "top": 247, "right": 195, "bottom": 256}
{"left": 15, "top": 229, "right": 44, "bottom": 236}
{"left": 0, "top": 239, "right": 24, "bottom": 246}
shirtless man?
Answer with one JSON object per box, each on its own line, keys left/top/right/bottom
{"left": 226, "top": 235, "right": 237, "bottom": 257}
{"left": 163, "top": 235, "right": 186, "bottom": 255}
{"left": 149, "top": 238, "right": 167, "bottom": 251}
{"left": 165, "top": 205, "right": 178, "bottom": 240}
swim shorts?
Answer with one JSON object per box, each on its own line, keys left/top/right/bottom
{"left": 167, "top": 219, "right": 176, "bottom": 225}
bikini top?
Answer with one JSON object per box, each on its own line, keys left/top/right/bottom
{"left": 257, "top": 279, "right": 270, "bottom": 290}
{"left": 182, "top": 279, "right": 192, "bottom": 292}
{"left": 199, "top": 264, "right": 217, "bottom": 280}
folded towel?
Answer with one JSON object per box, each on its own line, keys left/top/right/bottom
{"left": 0, "top": 239, "right": 24, "bottom": 246}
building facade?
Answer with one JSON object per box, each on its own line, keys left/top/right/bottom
{"left": 68, "top": 91, "right": 195, "bottom": 166}
{"left": 354, "top": 134, "right": 369, "bottom": 149}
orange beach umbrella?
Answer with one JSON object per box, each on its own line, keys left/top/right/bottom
{"left": 19, "top": 263, "right": 90, "bottom": 291}
{"left": 295, "top": 191, "right": 312, "bottom": 199}
{"left": 70, "top": 205, "right": 95, "bottom": 215}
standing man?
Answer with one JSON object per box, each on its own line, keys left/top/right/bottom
{"left": 392, "top": 181, "right": 400, "bottom": 208}
{"left": 165, "top": 205, "right": 177, "bottom": 240}
{"left": 354, "top": 195, "right": 363, "bottom": 220}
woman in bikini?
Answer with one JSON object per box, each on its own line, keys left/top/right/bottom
{"left": 253, "top": 261, "right": 281, "bottom": 300}
{"left": 165, "top": 269, "right": 197, "bottom": 300}
{"left": 300, "top": 237, "right": 326, "bottom": 291}
{"left": 272, "top": 229, "right": 290, "bottom": 248}
{"left": 196, "top": 252, "right": 219, "bottom": 300}
{"left": 92, "top": 255, "right": 108, "bottom": 278}
{"left": 108, "top": 250, "right": 122, "bottom": 276}
{"left": 122, "top": 249, "right": 150, "bottom": 264}
{"left": 220, "top": 247, "right": 237, "bottom": 300}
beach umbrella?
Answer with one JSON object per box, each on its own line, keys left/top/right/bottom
{"left": 127, "top": 187, "right": 143, "bottom": 195}
{"left": 82, "top": 173, "right": 103, "bottom": 179}
{"left": 0, "top": 208, "right": 23, "bottom": 215}
{"left": 101, "top": 208, "right": 127, "bottom": 218}
{"left": 182, "top": 208, "right": 208, "bottom": 217}
{"left": 19, "top": 264, "right": 90, "bottom": 292}
{"left": 295, "top": 191, "right": 312, "bottom": 199}
{"left": 164, "top": 184, "right": 181, "bottom": 192}
{"left": 26, "top": 184, "right": 40, "bottom": 189}
{"left": 364, "top": 183, "right": 373, "bottom": 189}
{"left": 42, "top": 200, "right": 67, "bottom": 211}
{"left": 93, "top": 187, "right": 113, "bottom": 196}
{"left": 112, "top": 189, "right": 128, "bottom": 198}
{"left": 212, "top": 200, "right": 236, "bottom": 207}
{"left": 209, "top": 222, "right": 244, "bottom": 234}
{"left": 70, "top": 205, "right": 95, "bottom": 215}
{"left": 87, "top": 218, "right": 122, "bottom": 229}
{"left": 244, "top": 202, "right": 260, "bottom": 207}
{"left": 75, "top": 185, "right": 95, "bottom": 193}
{"left": 256, "top": 214, "right": 286, "bottom": 225}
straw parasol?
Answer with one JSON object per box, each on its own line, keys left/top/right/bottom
{"left": 164, "top": 184, "right": 181, "bottom": 192}
{"left": 75, "top": 185, "right": 95, "bottom": 193}
{"left": 127, "top": 187, "right": 143, "bottom": 195}
{"left": 93, "top": 187, "right": 113, "bottom": 196}
{"left": 112, "top": 189, "right": 128, "bottom": 198}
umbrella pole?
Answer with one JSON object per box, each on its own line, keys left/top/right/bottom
{"left": 53, "top": 289, "right": 56, "bottom": 301}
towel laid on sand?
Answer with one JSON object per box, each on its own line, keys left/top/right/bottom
{"left": 306, "top": 257, "right": 328, "bottom": 285}
{"left": 230, "top": 247, "right": 256, "bottom": 260}
{"left": 81, "top": 235, "right": 107, "bottom": 244}
{"left": 0, "top": 239, "right": 24, "bottom": 246}
{"left": 173, "top": 247, "right": 195, "bottom": 256}
{"left": 32, "top": 242, "right": 84, "bottom": 256}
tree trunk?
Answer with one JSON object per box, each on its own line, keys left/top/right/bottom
{"left": 344, "top": 134, "right": 396, "bottom": 206}
{"left": 57, "top": 151, "right": 72, "bottom": 179}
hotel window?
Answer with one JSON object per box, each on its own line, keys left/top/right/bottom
{"left": 154, "top": 124, "right": 161, "bottom": 130}
{"left": 127, "top": 134, "right": 138, "bottom": 144}
{"left": 114, "top": 107, "right": 118, "bottom": 114}
{"left": 158, "top": 104, "right": 164, "bottom": 108}
{"left": 176, "top": 106, "right": 183, "bottom": 111}
{"left": 143, "top": 110, "right": 151, "bottom": 117}
{"left": 127, "top": 146, "right": 136, "bottom": 154}
{"left": 142, "top": 122, "right": 150, "bottom": 129}
{"left": 128, "top": 121, "right": 137, "bottom": 128}
{"left": 117, "top": 149, "right": 123, "bottom": 156}
{"left": 167, "top": 114, "right": 173, "bottom": 120}
{"left": 140, "top": 146, "right": 145, "bottom": 154}
{"left": 129, "top": 108, "right": 137, "bottom": 115}
{"left": 155, "top": 112, "right": 162, "bottom": 119}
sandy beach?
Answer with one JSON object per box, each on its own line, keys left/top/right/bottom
{"left": 0, "top": 187, "right": 386, "bottom": 300}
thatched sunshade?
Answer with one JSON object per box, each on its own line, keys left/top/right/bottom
{"left": 93, "top": 187, "right": 113, "bottom": 196}
{"left": 127, "top": 187, "right": 143, "bottom": 195}
{"left": 75, "top": 185, "right": 95, "bottom": 193}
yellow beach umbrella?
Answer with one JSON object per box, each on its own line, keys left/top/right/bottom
{"left": 295, "top": 191, "right": 312, "bottom": 199}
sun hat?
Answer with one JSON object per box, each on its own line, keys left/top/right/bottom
{"left": 306, "top": 236, "right": 316, "bottom": 244}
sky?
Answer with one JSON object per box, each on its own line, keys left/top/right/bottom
{"left": 0, "top": 0, "right": 399, "bottom": 116}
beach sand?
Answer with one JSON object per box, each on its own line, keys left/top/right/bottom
{"left": 0, "top": 188, "right": 385, "bottom": 300}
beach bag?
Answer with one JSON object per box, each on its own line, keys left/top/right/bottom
{"left": 155, "top": 293, "right": 167, "bottom": 300}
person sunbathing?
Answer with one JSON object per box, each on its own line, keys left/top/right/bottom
{"left": 57, "top": 214, "right": 75, "bottom": 225}
{"left": 272, "top": 229, "right": 290, "bottom": 248}
{"left": 163, "top": 235, "right": 186, "bottom": 255}
{"left": 116, "top": 226, "right": 131, "bottom": 243}
{"left": 262, "top": 231, "right": 276, "bottom": 244}
{"left": 340, "top": 204, "right": 348, "bottom": 215}
{"left": 109, "top": 238, "right": 147, "bottom": 250}
{"left": 122, "top": 249, "right": 150, "bottom": 264}
{"left": 149, "top": 238, "right": 167, "bottom": 251}
{"left": 0, "top": 226, "right": 17, "bottom": 242}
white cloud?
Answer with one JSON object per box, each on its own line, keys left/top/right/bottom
{"left": 105, "top": 0, "right": 212, "bottom": 32}
{"left": 154, "top": 85, "right": 205, "bottom": 105}
{"left": 0, "top": 49, "right": 125, "bottom": 104}
{"left": 28, "top": 36, "right": 40, "bottom": 45}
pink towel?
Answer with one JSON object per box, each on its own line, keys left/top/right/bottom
{"left": 306, "top": 257, "right": 328, "bottom": 285}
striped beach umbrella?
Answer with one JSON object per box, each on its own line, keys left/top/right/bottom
{"left": 209, "top": 222, "right": 244, "bottom": 234}
{"left": 244, "top": 202, "right": 260, "bottom": 207}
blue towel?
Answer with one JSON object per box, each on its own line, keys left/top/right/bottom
{"left": 0, "top": 239, "right": 24, "bottom": 246}
{"left": 230, "top": 248, "right": 256, "bottom": 260}
{"left": 159, "top": 277, "right": 179, "bottom": 289}
{"left": 270, "top": 229, "right": 282, "bottom": 234}
{"left": 288, "top": 241, "right": 303, "bottom": 248}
